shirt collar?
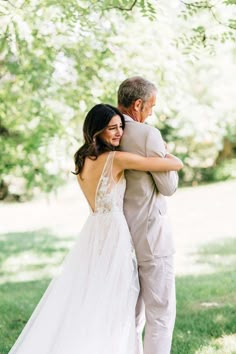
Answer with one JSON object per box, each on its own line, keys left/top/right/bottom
{"left": 123, "top": 114, "right": 134, "bottom": 122}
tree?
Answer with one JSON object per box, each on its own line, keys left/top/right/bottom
{"left": 0, "top": 0, "right": 155, "bottom": 199}
{"left": 177, "top": 0, "right": 236, "bottom": 55}
{"left": 0, "top": 0, "right": 235, "bottom": 199}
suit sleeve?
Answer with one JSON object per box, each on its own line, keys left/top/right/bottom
{"left": 145, "top": 127, "right": 179, "bottom": 196}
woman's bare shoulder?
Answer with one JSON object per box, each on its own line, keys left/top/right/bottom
{"left": 114, "top": 151, "right": 143, "bottom": 171}
{"left": 114, "top": 151, "right": 135, "bottom": 160}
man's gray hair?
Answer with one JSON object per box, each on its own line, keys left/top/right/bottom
{"left": 118, "top": 76, "right": 157, "bottom": 108}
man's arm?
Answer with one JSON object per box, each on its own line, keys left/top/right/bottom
{"left": 145, "top": 127, "right": 179, "bottom": 196}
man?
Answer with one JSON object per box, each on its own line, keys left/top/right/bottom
{"left": 118, "top": 76, "right": 178, "bottom": 354}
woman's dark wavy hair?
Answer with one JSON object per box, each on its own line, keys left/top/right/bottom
{"left": 73, "top": 104, "right": 125, "bottom": 175}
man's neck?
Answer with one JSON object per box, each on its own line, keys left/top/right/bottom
{"left": 118, "top": 105, "right": 140, "bottom": 122}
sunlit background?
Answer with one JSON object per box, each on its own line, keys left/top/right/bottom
{"left": 0, "top": 1, "right": 236, "bottom": 353}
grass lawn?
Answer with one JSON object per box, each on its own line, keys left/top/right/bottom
{"left": 0, "top": 229, "right": 72, "bottom": 354}
{"left": 0, "top": 279, "right": 50, "bottom": 354}
{"left": 0, "top": 231, "right": 235, "bottom": 353}
{"left": 172, "top": 238, "right": 236, "bottom": 354}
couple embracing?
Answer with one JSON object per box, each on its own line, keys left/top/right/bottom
{"left": 9, "top": 77, "right": 183, "bottom": 354}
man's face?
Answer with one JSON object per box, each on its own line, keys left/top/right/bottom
{"left": 138, "top": 94, "right": 156, "bottom": 123}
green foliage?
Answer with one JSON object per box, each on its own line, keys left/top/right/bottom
{"left": 228, "top": 19, "right": 236, "bottom": 29}
{"left": 0, "top": 0, "right": 154, "bottom": 199}
{"left": 0, "top": 0, "right": 236, "bottom": 199}
{"left": 177, "top": 0, "right": 236, "bottom": 52}
{"left": 224, "top": 0, "right": 236, "bottom": 4}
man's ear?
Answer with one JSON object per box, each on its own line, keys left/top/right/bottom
{"left": 133, "top": 99, "right": 142, "bottom": 112}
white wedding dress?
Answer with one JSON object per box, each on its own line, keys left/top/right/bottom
{"left": 9, "top": 151, "right": 139, "bottom": 354}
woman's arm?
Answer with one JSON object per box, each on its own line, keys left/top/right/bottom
{"left": 115, "top": 151, "right": 183, "bottom": 172}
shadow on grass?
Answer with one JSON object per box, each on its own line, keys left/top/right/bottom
{"left": 0, "top": 229, "right": 74, "bottom": 281}
{"left": 172, "top": 238, "right": 236, "bottom": 354}
{"left": 0, "top": 229, "right": 74, "bottom": 264}
{"left": 0, "top": 279, "right": 51, "bottom": 354}
{"left": 1, "top": 235, "right": 236, "bottom": 354}
{"left": 0, "top": 229, "right": 75, "bottom": 353}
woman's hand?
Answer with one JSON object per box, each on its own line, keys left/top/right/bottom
{"left": 163, "top": 140, "right": 168, "bottom": 152}
{"left": 165, "top": 153, "right": 183, "bottom": 170}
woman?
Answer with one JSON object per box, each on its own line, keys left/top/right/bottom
{"left": 9, "top": 104, "right": 183, "bottom": 354}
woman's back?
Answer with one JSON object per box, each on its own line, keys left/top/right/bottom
{"left": 77, "top": 153, "right": 109, "bottom": 212}
{"left": 77, "top": 151, "right": 124, "bottom": 214}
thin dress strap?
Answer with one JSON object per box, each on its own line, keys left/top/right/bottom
{"left": 101, "top": 151, "right": 115, "bottom": 179}
{"left": 94, "top": 151, "right": 116, "bottom": 213}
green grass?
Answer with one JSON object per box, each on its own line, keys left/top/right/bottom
{"left": 0, "top": 229, "right": 72, "bottom": 264}
{"left": 172, "top": 271, "right": 236, "bottom": 354}
{"left": 0, "top": 232, "right": 235, "bottom": 354}
{"left": 198, "top": 238, "right": 236, "bottom": 257}
{"left": 172, "top": 238, "right": 236, "bottom": 354}
{"left": 0, "top": 279, "right": 50, "bottom": 354}
{"left": 0, "top": 229, "right": 72, "bottom": 354}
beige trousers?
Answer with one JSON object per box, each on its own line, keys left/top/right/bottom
{"left": 135, "top": 256, "right": 176, "bottom": 354}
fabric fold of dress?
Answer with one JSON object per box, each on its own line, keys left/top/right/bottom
{"left": 9, "top": 151, "right": 139, "bottom": 354}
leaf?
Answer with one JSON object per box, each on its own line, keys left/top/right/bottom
{"left": 224, "top": 0, "right": 236, "bottom": 4}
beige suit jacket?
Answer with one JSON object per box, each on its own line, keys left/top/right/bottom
{"left": 120, "top": 115, "right": 178, "bottom": 262}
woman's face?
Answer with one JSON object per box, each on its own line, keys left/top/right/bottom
{"left": 99, "top": 115, "right": 124, "bottom": 147}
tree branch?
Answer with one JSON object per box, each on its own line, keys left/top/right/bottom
{"left": 3, "top": 0, "right": 27, "bottom": 10}
{"left": 209, "top": 5, "right": 236, "bottom": 30}
{"left": 180, "top": 1, "right": 212, "bottom": 9}
{"left": 180, "top": 0, "right": 236, "bottom": 30}
{"left": 104, "top": 0, "right": 138, "bottom": 12}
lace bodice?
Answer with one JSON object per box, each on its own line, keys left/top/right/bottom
{"left": 93, "top": 151, "right": 126, "bottom": 214}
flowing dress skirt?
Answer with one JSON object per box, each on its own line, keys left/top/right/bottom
{"left": 9, "top": 211, "right": 139, "bottom": 354}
